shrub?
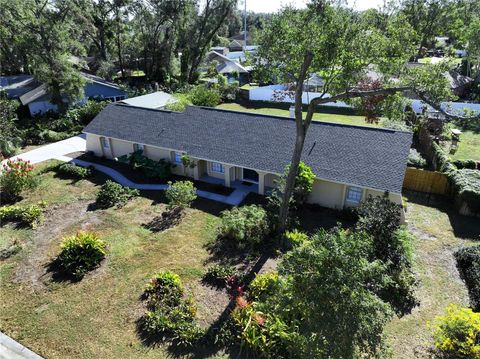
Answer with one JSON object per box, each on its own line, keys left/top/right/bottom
{"left": 165, "top": 93, "right": 191, "bottom": 112}
{"left": 0, "top": 204, "right": 43, "bottom": 227}
{"left": 57, "top": 163, "right": 92, "bottom": 179}
{"left": 142, "top": 271, "right": 203, "bottom": 348}
{"left": 188, "top": 85, "right": 221, "bottom": 107}
{"left": 283, "top": 230, "right": 309, "bottom": 247}
{"left": 432, "top": 142, "right": 457, "bottom": 173}
{"left": 218, "top": 205, "right": 269, "bottom": 248}
{"left": 356, "top": 194, "right": 418, "bottom": 315}
{"left": 248, "top": 272, "right": 280, "bottom": 301}
{"left": 203, "top": 263, "right": 237, "bottom": 286}
{"left": 455, "top": 246, "right": 480, "bottom": 311}
{"left": 407, "top": 148, "right": 427, "bottom": 168}
{"left": 165, "top": 181, "right": 197, "bottom": 210}
{"left": 431, "top": 305, "right": 480, "bottom": 358}
{"left": 453, "top": 159, "right": 477, "bottom": 170}
{"left": 57, "top": 231, "right": 106, "bottom": 278}
{"left": 96, "top": 180, "right": 139, "bottom": 209}
{"left": 293, "top": 161, "right": 315, "bottom": 205}
{"left": 448, "top": 169, "right": 480, "bottom": 214}
{"left": 118, "top": 150, "right": 172, "bottom": 179}
{"left": 0, "top": 158, "right": 35, "bottom": 202}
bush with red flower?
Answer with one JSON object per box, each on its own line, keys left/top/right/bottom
{"left": 1, "top": 158, "right": 36, "bottom": 203}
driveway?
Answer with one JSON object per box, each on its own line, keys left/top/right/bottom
{"left": 4, "top": 135, "right": 86, "bottom": 165}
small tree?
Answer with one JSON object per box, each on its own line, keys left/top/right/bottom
{"left": 188, "top": 85, "right": 221, "bottom": 107}
{"left": 165, "top": 181, "right": 197, "bottom": 211}
{"left": 180, "top": 154, "right": 196, "bottom": 176}
{"left": 0, "top": 158, "right": 35, "bottom": 203}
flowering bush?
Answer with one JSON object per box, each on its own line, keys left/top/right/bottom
{"left": 0, "top": 158, "right": 35, "bottom": 202}
{"left": 431, "top": 305, "right": 480, "bottom": 358}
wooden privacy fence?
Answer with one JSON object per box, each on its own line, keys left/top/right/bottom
{"left": 403, "top": 167, "right": 450, "bottom": 195}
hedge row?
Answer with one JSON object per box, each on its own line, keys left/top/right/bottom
{"left": 431, "top": 142, "right": 480, "bottom": 214}
{"left": 454, "top": 246, "right": 480, "bottom": 312}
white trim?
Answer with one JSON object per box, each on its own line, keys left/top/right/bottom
{"left": 82, "top": 131, "right": 402, "bottom": 195}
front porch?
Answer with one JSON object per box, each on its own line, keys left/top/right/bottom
{"left": 195, "top": 159, "right": 278, "bottom": 197}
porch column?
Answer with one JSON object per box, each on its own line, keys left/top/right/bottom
{"left": 224, "top": 165, "right": 232, "bottom": 187}
{"left": 258, "top": 171, "right": 266, "bottom": 195}
{"left": 193, "top": 160, "right": 200, "bottom": 180}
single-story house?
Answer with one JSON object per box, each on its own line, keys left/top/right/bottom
{"left": 205, "top": 51, "right": 250, "bottom": 85}
{"left": 0, "top": 72, "right": 128, "bottom": 115}
{"left": 83, "top": 105, "right": 412, "bottom": 214}
{"left": 119, "top": 91, "right": 177, "bottom": 109}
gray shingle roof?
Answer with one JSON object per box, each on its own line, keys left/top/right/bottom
{"left": 83, "top": 105, "right": 412, "bottom": 193}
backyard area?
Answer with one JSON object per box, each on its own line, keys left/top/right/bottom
{"left": 216, "top": 102, "right": 381, "bottom": 128}
{"left": 449, "top": 129, "right": 480, "bottom": 162}
{"left": 0, "top": 161, "right": 479, "bottom": 358}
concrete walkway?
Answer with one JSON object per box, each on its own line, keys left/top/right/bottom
{"left": 5, "top": 135, "right": 87, "bottom": 165}
{"left": 55, "top": 155, "right": 249, "bottom": 205}
{"left": 0, "top": 332, "right": 43, "bottom": 359}
{"left": 3, "top": 135, "right": 250, "bottom": 206}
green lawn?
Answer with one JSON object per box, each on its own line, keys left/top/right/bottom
{"left": 216, "top": 102, "right": 382, "bottom": 128}
{"left": 0, "top": 161, "right": 224, "bottom": 358}
{"left": 449, "top": 130, "right": 480, "bottom": 162}
{"left": 386, "top": 193, "right": 479, "bottom": 358}
{"left": 1, "top": 161, "right": 478, "bottom": 358}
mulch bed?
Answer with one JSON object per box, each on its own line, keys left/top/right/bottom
{"left": 66, "top": 152, "right": 235, "bottom": 196}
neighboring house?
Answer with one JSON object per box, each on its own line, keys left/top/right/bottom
{"left": 119, "top": 91, "right": 177, "bottom": 109}
{"left": 205, "top": 51, "right": 250, "bottom": 85}
{"left": 83, "top": 104, "right": 411, "bottom": 215}
{"left": 0, "top": 72, "right": 128, "bottom": 115}
{"left": 444, "top": 70, "right": 473, "bottom": 98}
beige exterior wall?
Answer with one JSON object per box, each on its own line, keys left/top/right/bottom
{"left": 206, "top": 161, "right": 226, "bottom": 180}
{"left": 86, "top": 134, "right": 103, "bottom": 157}
{"left": 144, "top": 146, "right": 171, "bottom": 161}
{"left": 308, "top": 179, "right": 346, "bottom": 210}
{"left": 265, "top": 173, "right": 279, "bottom": 188}
{"left": 110, "top": 138, "right": 134, "bottom": 159}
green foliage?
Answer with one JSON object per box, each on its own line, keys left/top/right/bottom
{"left": 165, "top": 181, "right": 197, "bottom": 210}
{"left": 407, "top": 149, "right": 427, "bottom": 168}
{"left": 165, "top": 93, "right": 191, "bottom": 112}
{"left": 455, "top": 246, "right": 480, "bottom": 312}
{"left": 0, "top": 158, "right": 36, "bottom": 203}
{"left": 248, "top": 272, "right": 280, "bottom": 302}
{"left": 218, "top": 205, "right": 269, "bottom": 248}
{"left": 432, "top": 141, "right": 457, "bottom": 173}
{"left": 430, "top": 305, "right": 480, "bottom": 358}
{"left": 203, "top": 263, "right": 237, "bottom": 286}
{"left": 57, "top": 231, "right": 106, "bottom": 278}
{"left": 64, "top": 101, "right": 108, "bottom": 126}
{"left": 96, "top": 180, "right": 139, "bottom": 209}
{"left": 0, "top": 94, "right": 22, "bottom": 157}
{"left": 0, "top": 204, "right": 43, "bottom": 228}
{"left": 57, "top": 163, "right": 91, "bottom": 179}
{"left": 142, "top": 271, "right": 203, "bottom": 348}
{"left": 118, "top": 150, "right": 172, "bottom": 179}
{"left": 448, "top": 169, "right": 480, "bottom": 214}
{"left": 356, "top": 194, "right": 418, "bottom": 315}
{"left": 283, "top": 229, "right": 309, "bottom": 248}
{"left": 188, "top": 85, "right": 221, "bottom": 107}
{"left": 246, "top": 230, "right": 392, "bottom": 358}
{"left": 453, "top": 159, "right": 477, "bottom": 170}
{"left": 292, "top": 162, "right": 315, "bottom": 205}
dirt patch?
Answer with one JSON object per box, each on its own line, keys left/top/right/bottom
{"left": 189, "top": 280, "right": 231, "bottom": 329}
{"left": 13, "top": 200, "right": 101, "bottom": 290}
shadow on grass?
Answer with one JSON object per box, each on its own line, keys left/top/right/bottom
{"left": 45, "top": 258, "right": 83, "bottom": 283}
{"left": 404, "top": 190, "right": 480, "bottom": 241}
{"left": 143, "top": 208, "right": 185, "bottom": 233}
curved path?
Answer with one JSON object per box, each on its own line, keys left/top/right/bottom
{"left": 3, "top": 135, "right": 248, "bottom": 206}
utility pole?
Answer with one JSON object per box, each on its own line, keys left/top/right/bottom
{"left": 243, "top": 0, "right": 247, "bottom": 57}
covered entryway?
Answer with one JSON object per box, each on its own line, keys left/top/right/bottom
{"left": 243, "top": 168, "right": 259, "bottom": 183}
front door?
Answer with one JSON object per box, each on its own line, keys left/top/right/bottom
{"left": 243, "top": 168, "right": 259, "bottom": 183}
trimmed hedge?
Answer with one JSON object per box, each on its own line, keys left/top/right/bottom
{"left": 57, "top": 163, "right": 92, "bottom": 179}
{"left": 453, "top": 159, "right": 477, "bottom": 170}
{"left": 455, "top": 246, "right": 480, "bottom": 312}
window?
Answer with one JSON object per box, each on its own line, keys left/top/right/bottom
{"left": 133, "top": 143, "right": 144, "bottom": 152}
{"left": 346, "top": 186, "right": 363, "bottom": 204}
{"left": 174, "top": 152, "right": 183, "bottom": 164}
{"left": 100, "top": 137, "right": 109, "bottom": 149}
{"left": 211, "top": 162, "right": 224, "bottom": 173}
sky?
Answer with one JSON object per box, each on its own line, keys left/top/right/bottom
{"left": 239, "top": 0, "right": 386, "bottom": 13}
